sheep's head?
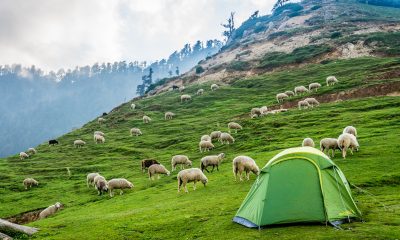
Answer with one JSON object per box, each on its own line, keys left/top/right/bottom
{"left": 166, "top": 170, "right": 171, "bottom": 176}
{"left": 55, "top": 202, "right": 62, "bottom": 209}
{"left": 252, "top": 165, "right": 260, "bottom": 176}
{"left": 127, "top": 182, "right": 134, "bottom": 189}
{"left": 201, "top": 177, "right": 208, "bottom": 186}
{"left": 218, "top": 153, "right": 225, "bottom": 161}
{"left": 34, "top": 180, "right": 39, "bottom": 186}
{"left": 186, "top": 160, "right": 192, "bottom": 167}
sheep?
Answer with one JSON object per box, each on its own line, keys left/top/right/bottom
{"left": 94, "top": 134, "right": 105, "bottom": 144}
{"left": 260, "top": 106, "right": 268, "bottom": 115}
{"left": 19, "top": 152, "right": 29, "bottom": 160}
{"left": 210, "top": 131, "right": 222, "bottom": 141}
{"left": 179, "top": 86, "right": 185, "bottom": 92}
{"left": 197, "top": 89, "right": 204, "bottom": 95}
{"left": 131, "top": 103, "right": 136, "bottom": 110}
{"left": 94, "top": 131, "right": 105, "bottom": 137}
{"left": 177, "top": 168, "right": 208, "bottom": 193}
{"left": 171, "top": 155, "right": 192, "bottom": 171}
{"left": 49, "top": 139, "right": 59, "bottom": 145}
{"left": 39, "top": 202, "right": 63, "bottom": 219}
{"left": 86, "top": 173, "right": 100, "bottom": 187}
{"left": 326, "top": 76, "right": 338, "bottom": 86}
{"left": 309, "top": 82, "right": 322, "bottom": 92}
{"left": 232, "top": 156, "right": 260, "bottom": 181}
{"left": 201, "top": 153, "right": 225, "bottom": 173}
{"left": 130, "top": 128, "right": 142, "bottom": 136}
{"left": 27, "top": 148, "right": 37, "bottom": 155}
{"left": 98, "top": 117, "right": 106, "bottom": 124}
{"left": 338, "top": 133, "right": 359, "bottom": 159}
{"left": 148, "top": 164, "right": 170, "bottom": 180}
{"left": 199, "top": 140, "right": 214, "bottom": 152}
{"left": 102, "top": 112, "right": 108, "bottom": 116}
{"left": 108, "top": 178, "right": 133, "bottom": 197}
{"left": 200, "top": 135, "right": 211, "bottom": 142}
{"left": 211, "top": 84, "right": 219, "bottom": 91}
{"left": 298, "top": 100, "right": 311, "bottom": 110}
{"left": 94, "top": 175, "right": 108, "bottom": 195}
{"left": 228, "top": 122, "right": 242, "bottom": 133}
{"left": 302, "top": 138, "right": 315, "bottom": 147}
{"left": 294, "top": 86, "right": 309, "bottom": 95}
{"left": 23, "top": 178, "right": 38, "bottom": 190}
{"left": 320, "top": 138, "right": 339, "bottom": 158}
{"left": 276, "top": 93, "right": 289, "bottom": 103}
{"left": 285, "top": 90, "right": 295, "bottom": 97}
{"left": 304, "top": 98, "right": 320, "bottom": 107}
{"left": 143, "top": 115, "right": 151, "bottom": 124}
{"left": 172, "top": 85, "right": 179, "bottom": 91}
{"left": 181, "top": 94, "right": 191, "bottom": 102}
{"left": 141, "top": 159, "right": 160, "bottom": 172}
{"left": 165, "top": 112, "right": 175, "bottom": 120}
{"left": 74, "top": 140, "right": 86, "bottom": 148}
{"left": 250, "top": 108, "right": 262, "bottom": 118}
{"left": 343, "top": 126, "right": 357, "bottom": 137}
{"left": 219, "top": 132, "right": 235, "bottom": 144}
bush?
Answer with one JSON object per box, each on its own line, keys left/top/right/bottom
{"left": 254, "top": 25, "right": 267, "bottom": 33}
{"left": 195, "top": 66, "right": 205, "bottom": 74}
{"left": 227, "top": 61, "right": 251, "bottom": 71}
{"left": 273, "top": 3, "right": 304, "bottom": 16}
{"left": 310, "top": 5, "right": 322, "bottom": 10}
{"left": 358, "top": 0, "right": 400, "bottom": 8}
{"left": 330, "top": 32, "right": 342, "bottom": 39}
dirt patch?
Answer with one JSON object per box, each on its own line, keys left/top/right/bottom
{"left": 6, "top": 209, "right": 44, "bottom": 225}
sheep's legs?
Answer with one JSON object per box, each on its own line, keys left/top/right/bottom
{"left": 193, "top": 182, "right": 197, "bottom": 191}
{"left": 246, "top": 171, "right": 250, "bottom": 181}
{"left": 157, "top": 174, "right": 160, "bottom": 179}
{"left": 120, "top": 190, "right": 124, "bottom": 195}
{"left": 211, "top": 166, "right": 215, "bottom": 173}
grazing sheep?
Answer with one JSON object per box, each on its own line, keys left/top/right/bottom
{"left": 219, "top": 132, "right": 235, "bottom": 144}
{"left": 179, "top": 86, "right": 185, "bottom": 92}
{"left": 276, "top": 93, "right": 289, "bottom": 103}
{"left": 102, "top": 112, "right": 108, "bottom": 116}
{"left": 171, "top": 155, "right": 192, "bottom": 171}
{"left": 197, "top": 89, "right": 204, "bottom": 95}
{"left": 260, "top": 106, "right": 268, "bottom": 115}
{"left": 23, "top": 178, "right": 38, "bottom": 190}
{"left": 211, "top": 84, "right": 219, "bottom": 91}
{"left": 172, "top": 85, "right": 179, "bottom": 91}
{"left": 74, "top": 140, "right": 86, "bottom": 148}
{"left": 143, "top": 115, "right": 151, "bottom": 124}
{"left": 98, "top": 117, "right": 106, "bottom": 124}
{"left": 181, "top": 94, "right": 191, "bottom": 102}
{"left": 94, "top": 131, "right": 105, "bottom": 137}
{"left": 87, "top": 173, "right": 100, "bottom": 187}
{"left": 177, "top": 168, "right": 208, "bottom": 193}
{"left": 19, "top": 152, "right": 29, "bottom": 160}
{"left": 228, "top": 122, "right": 242, "bottom": 133}
{"left": 200, "top": 135, "right": 211, "bottom": 142}
{"left": 39, "top": 202, "right": 63, "bottom": 219}
{"left": 165, "top": 112, "right": 175, "bottom": 120}
{"left": 250, "top": 108, "right": 262, "bottom": 118}
{"left": 199, "top": 140, "right": 214, "bottom": 152}
{"left": 302, "top": 138, "right": 315, "bottom": 147}
{"left": 304, "top": 98, "right": 320, "bottom": 107}
{"left": 338, "top": 133, "right": 359, "bottom": 159}
{"left": 108, "top": 178, "right": 133, "bottom": 197}
{"left": 326, "top": 76, "right": 338, "bottom": 86}
{"left": 131, "top": 103, "right": 136, "bottom": 110}
{"left": 49, "top": 139, "right": 59, "bottom": 145}
{"left": 285, "top": 90, "right": 295, "bottom": 97}
{"left": 298, "top": 100, "right": 311, "bottom": 110}
{"left": 148, "top": 164, "right": 170, "bottom": 180}
{"left": 294, "top": 86, "right": 309, "bottom": 95}
{"left": 210, "top": 131, "right": 222, "bottom": 142}
{"left": 309, "top": 83, "right": 322, "bottom": 92}
{"left": 94, "top": 134, "right": 105, "bottom": 144}
{"left": 141, "top": 159, "right": 160, "bottom": 173}
{"left": 201, "top": 153, "right": 225, "bottom": 173}
{"left": 232, "top": 156, "right": 260, "bottom": 181}
{"left": 320, "top": 138, "right": 339, "bottom": 158}
{"left": 343, "top": 126, "right": 357, "bottom": 137}
{"left": 94, "top": 175, "right": 108, "bottom": 196}
{"left": 27, "top": 148, "right": 37, "bottom": 155}
{"left": 130, "top": 128, "right": 142, "bottom": 136}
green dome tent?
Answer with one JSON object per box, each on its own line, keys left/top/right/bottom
{"left": 233, "top": 147, "right": 362, "bottom": 228}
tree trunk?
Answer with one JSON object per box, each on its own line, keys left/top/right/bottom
{"left": 0, "top": 219, "right": 38, "bottom": 236}
{"left": 0, "top": 232, "right": 13, "bottom": 240}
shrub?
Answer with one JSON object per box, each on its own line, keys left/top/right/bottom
{"left": 227, "top": 61, "right": 251, "bottom": 71}
{"left": 310, "top": 5, "right": 322, "bottom": 10}
{"left": 195, "top": 66, "right": 205, "bottom": 74}
{"left": 330, "top": 32, "right": 342, "bottom": 39}
{"left": 273, "top": 3, "right": 304, "bottom": 16}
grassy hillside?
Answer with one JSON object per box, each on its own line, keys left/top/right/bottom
{"left": 1, "top": 57, "right": 400, "bottom": 239}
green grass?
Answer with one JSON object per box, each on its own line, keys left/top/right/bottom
{"left": 1, "top": 57, "right": 400, "bottom": 239}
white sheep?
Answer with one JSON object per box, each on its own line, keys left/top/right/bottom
{"left": 148, "top": 164, "right": 170, "bottom": 180}
{"left": 276, "top": 93, "right": 289, "bottom": 103}
{"left": 210, "top": 131, "right": 222, "bottom": 142}
{"left": 171, "top": 155, "right": 192, "bottom": 171}
{"left": 131, "top": 103, "right": 136, "bottom": 110}
{"left": 19, "top": 152, "right": 29, "bottom": 160}
{"left": 200, "top": 153, "right": 225, "bottom": 173}
{"left": 39, "top": 202, "right": 63, "bottom": 219}
{"left": 232, "top": 156, "right": 260, "bottom": 181}
{"left": 93, "top": 175, "right": 108, "bottom": 196}
{"left": 130, "top": 128, "right": 142, "bottom": 136}
{"left": 211, "top": 84, "right": 219, "bottom": 91}
{"left": 181, "top": 94, "right": 191, "bottom": 102}
{"left": 177, "top": 168, "right": 208, "bottom": 193}
{"left": 94, "top": 131, "right": 105, "bottom": 137}
{"left": 228, "top": 122, "right": 242, "bottom": 133}
{"left": 143, "top": 115, "right": 151, "bottom": 124}
{"left": 309, "top": 83, "right": 322, "bottom": 92}
{"left": 343, "top": 126, "right": 357, "bottom": 137}
{"left": 108, "top": 178, "right": 133, "bottom": 197}
{"left": 338, "top": 133, "right": 359, "bottom": 159}
{"left": 23, "top": 178, "right": 38, "bottom": 190}
{"left": 74, "top": 140, "right": 86, "bottom": 148}
{"left": 165, "top": 112, "right": 175, "bottom": 120}
{"left": 298, "top": 100, "right": 310, "bottom": 110}
{"left": 197, "top": 89, "right": 204, "bottom": 95}
{"left": 302, "top": 138, "right": 315, "bottom": 147}
{"left": 250, "top": 108, "right": 262, "bottom": 118}
{"left": 98, "top": 117, "right": 106, "bottom": 124}
{"left": 294, "top": 86, "right": 309, "bottom": 95}
{"left": 200, "top": 135, "right": 211, "bottom": 142}
{"left": 94, "top": 134, "right": 105, "bottom": 144}
{"left": 87, "top": 173, "right": 100, "bottom": 187}
{"left": 285, "top": 90, "right": 295, "bottom": 97}
{"left": 27, "top": 148, "right": 37, "bottom": 155}
{"left": 199, "top": 140, "right": 214, "bottom": 152}
{"left": 219, "top": 132, "right": 235, "bottom": 144}
{"left": 320, "top": 138, "right": 339, "bottom": 158}
{"left": 304, "top": 98, "right": 320, "bottom": 107}
{"left": 326, "top": 76, "right": 339, "bottom": 86}
{"left": 179, "top": 86, "right": 185, "bottom": 92}
{"left": 260, "top": 106, "right": 268, "bottom": 115}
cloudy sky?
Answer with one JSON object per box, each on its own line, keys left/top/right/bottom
{"left": 0, "top": 0, "right": 276, "bottom": 71}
